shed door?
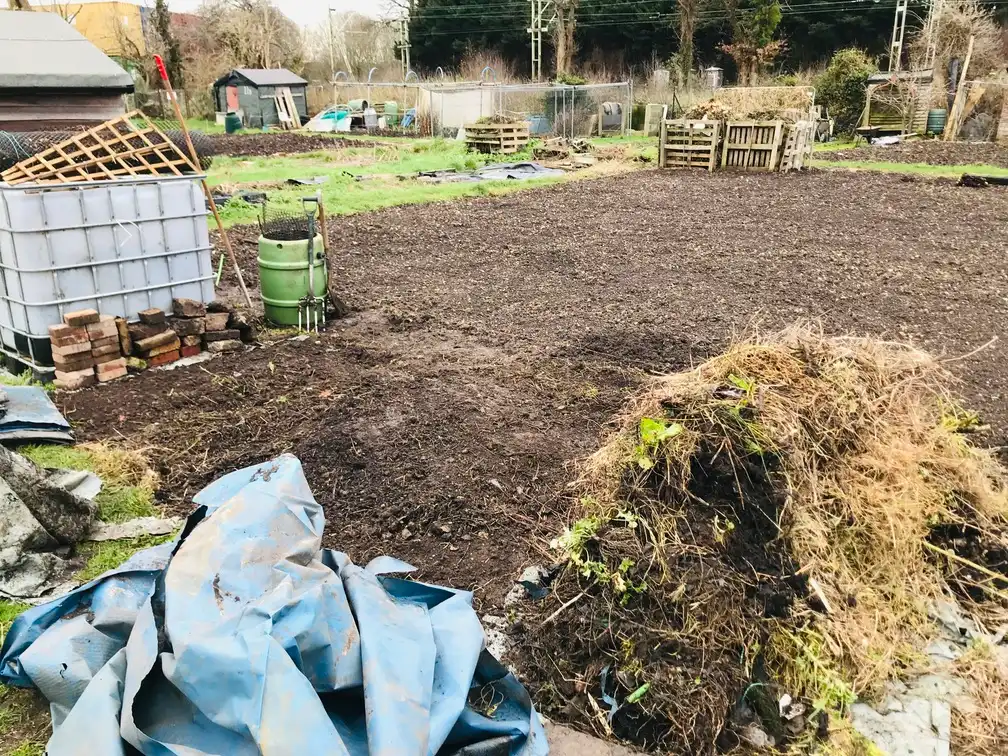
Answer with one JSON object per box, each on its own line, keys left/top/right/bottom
{"left": 226, "top": 86, "right": 240, "bottom": 111}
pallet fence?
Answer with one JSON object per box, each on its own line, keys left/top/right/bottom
{"left": 658, "top": 120, "right": 721, "bottom": 171}
{"left": 659, "top": 119, "right": 814, "bottom": 174}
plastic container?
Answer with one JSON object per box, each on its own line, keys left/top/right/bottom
{"left": 257, "top": 235, "right": 327, "bottom": 326}
{"left": 224, "top": 111, "right": 243, "bottom": 134}
{"left": 0, "top": 175, "right": 215, "bottom": 369}
{"left": 926, "top": 108, "right": 948, "bottom": 135}
{"left": 384, "top": 102, "right": 399, "bottom": 127}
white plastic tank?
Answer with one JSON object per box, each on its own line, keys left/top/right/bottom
{"left": 0, "top": 175, "right": 215, "bottom": 369}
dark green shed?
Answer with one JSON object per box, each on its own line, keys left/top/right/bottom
{"left": 212, "top": 68, "right": 308, "bottom": 128}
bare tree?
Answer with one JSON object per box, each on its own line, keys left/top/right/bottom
{"left": 47, "top": 1, "right": 82, "bottom": 23}
{"left": 553, "top": 0, "right": 579, "bottom": 75}
{"left": 677, "top": 0, "right": 700, "bottom": 84}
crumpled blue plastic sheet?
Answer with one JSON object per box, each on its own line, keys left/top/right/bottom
{"left": 0, "top": 454, "right": 549, "bottom": 756}
{"left": 0, "top": 385, "right": 73, "bottom": 443}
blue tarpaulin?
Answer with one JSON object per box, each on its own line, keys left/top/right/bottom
{"left": 0, "top": 385, "right": 73, "bottom": 443}
{"left": 0, "top": 455, "right": 548, "bottom": 756}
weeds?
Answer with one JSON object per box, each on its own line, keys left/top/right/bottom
{"left": 76, "top": 534, "right": 174, "bottom": 582}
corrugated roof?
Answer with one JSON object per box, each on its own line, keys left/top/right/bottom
{"left": 0, "top": 10, "right": 134, "bottom": 91}
{"left": 230, "top": 68, "right": 308, "bottom": 87}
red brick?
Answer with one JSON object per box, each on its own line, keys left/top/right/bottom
{"left": 206, "top": 339, "right": 242, "bottom": 354}
{"left": 64, "top": 309, "right": 100, "bottom": 327}
{"left": 204, "top": 329, "right": 241, "bottom": 343}
{"left": 94, "top": 351, "right": 123, "bottom": 365}
{"left": 86, "top": 315, "right": 117, "bottom": 340}
{"left": 48, "top": 324, "right": 89, "bottom": 347}
{"left": 54, "top": 367, "right": 95, "bottom": 390}
{"left": 145, "top": 338, "right": 181, "bottom": 358}
{"left": 91, "top": 335, "right": 119, "bottom": 349}
{"left": 148, "top": 350, "right": 179, "bottom": 368}
{"left": 53, "top": 355, "right": 94, "bottom": 373}
{"left": 97, "top": 366, "right": 128, "bottom": 382}
{"left": 169, "top": 317, "right": 205, "bottom": 337}
{"left": 181, "top": 335, "right": 202, "bottom": 347}
{"left": 96, "top": 357, "right": 127, "bottom": 374}
{"left": 52, "top": 340, "right": 92, "bottom": 359}
{"left": 92, "top": 343, "right": 121, "bottom": 358}
{"left": 135, "top": 330, "right": 177, "bottom": 352}
{"left": 180, "top": 345, "right": 202, "bottom": 358}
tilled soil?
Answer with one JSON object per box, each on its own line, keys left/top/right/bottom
{"left": 204, "top": 132, "right": 372, "bottom": 157}
{"left": 817, "top": 140, "right": 1008, "bottom": 168}
{"left": 63, "top": 170, "right": 1008, "bottom": 614}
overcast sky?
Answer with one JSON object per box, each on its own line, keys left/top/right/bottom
{"left": 166, "top": 0, "right": 383, "bottom": 28}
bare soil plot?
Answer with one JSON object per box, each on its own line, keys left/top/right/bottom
{"left": 817, "top": 140, "right": 1008, "bottom": 167}
{"left": 206, "top": 132, "right": 371, "bottom": 157}
{"left": 62, "top": 169, "right": 1008, "bottom": 609}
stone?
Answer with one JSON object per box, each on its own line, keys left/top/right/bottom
{"left": 52, "top": 339, "right": 92, "bottom": 359}
{"left": 206, "top": 339, "right": 242, "bottom": 354}
{"left": 85, "top": 315, "right": 117, "bottom": 341}
{"left": 204, "top": 329, "right": 240, "bottom": 343}
{"left": 126, "top": 357, "right": 146, "bottom": 372}
{"left": 545, "top": 723, "right": 647, "bottom": 756}
{"left": 93, "top": 351, "right": 122, "bottom": 365}
{"left": 172, "top": 298, "right": 206, "bottom": 318}
{"left": 48, "top": 324, "right": 89, "bottom": 347}
{"left": 127, "top": 322, "right": 168, "bottom": 342}
{"left": 206, "top": 299, "right": 231, "bottom": 313}
{"left": 53, "top": 367, "right": 95, "bottom": 390}
{"left": 135, "top": 330, "right": 177, "bottom": 353}
{"left": 145, "top": 338, "right": 182, "bottom": 358}
{"left": 148, "top": 350, "right": 179, "bottom": 368}
{"left": 137, "top": 308, "right": 166, "bottom": 325}
{"left": 181, "top": 335, "right": 202, "bottom": 347}
{"left": 92, "top": 343, "right": 121, "bottom": 359}
{"left": 64, "top": 309, "right": 99, "bottom": 327}
{"left": 204, "top": 312, "right": 230, "bottom": 332}
{"left": 169, "top": 317, "right": 205, "bottom": 337}
{"left": 228, "top": 310, "right": 256, "bottom": 342}
{"left": 96, "top": 357, "right": 127, "bottom": 374}
{"left": 180, "top": 345, "right": 201, "bottom": 358}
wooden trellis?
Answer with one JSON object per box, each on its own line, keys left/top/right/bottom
{"left": 658, "top": 119, "right": 721, "bottom": 172}
{"left": 0, "top": 111, "right": 198, "bottom": 186}
{"left": 721, "top": 121, "right": 785, "bottom": 172}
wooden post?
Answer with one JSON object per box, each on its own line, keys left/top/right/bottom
{"left": 944, "top": 35, "right": 975, "bottom": 141}
{"left": 153, "top": 55, "right": 253, "bottom": 309}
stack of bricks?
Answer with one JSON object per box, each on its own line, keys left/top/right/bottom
{"left": 169, "top": 298, "right": 206, "bottom": 357}
{"left": 48, "top": 309, "right": 127, "bottom": 389}
{"left": 127, "top": 308, "right": 182, "bottom": 367}
{"left": 203, "top": 300, "right": 243, "bottom": 353}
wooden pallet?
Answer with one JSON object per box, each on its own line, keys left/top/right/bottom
{"left": 1, "top": 111, "right": 198, "bottom": 186}
{"left": 464, "top": 122, "right": 530, "bottom": 154}
{"left": 780, "top": 121, "right": 815, "bottom": 173}
{"left": 721, "top": 121, "right": 785, "bottom": 172}
{"left": 274, "top": 86, "right": 302, "bottom": 130}
{"left": 659, "top": 119, "right": 721, "bottom": 171}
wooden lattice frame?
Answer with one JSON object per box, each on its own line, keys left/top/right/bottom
{"left": 1, "top": 110, "right": 198, "bottom": 186}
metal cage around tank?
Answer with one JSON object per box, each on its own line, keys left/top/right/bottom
{"left": 0, "top": 175, "right": 215, "bottom": 372}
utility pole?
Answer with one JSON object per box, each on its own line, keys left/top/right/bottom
{"left": 394, "top": 15, "right": 411, "bottom": 80}
{"left": 888, "top": 0, "right": 909, "bottom": 72}
{"left": 528, "top": 0, "right": 552, "bottom": 81}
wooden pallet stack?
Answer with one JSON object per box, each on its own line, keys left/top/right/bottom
{"left": 721, "top": 121, "right": 785, "bottom": 172}
{"left": 464, "top": 122, "right": 531, "bottom": 154}
{"left": 780, "top": 121, "right": 816, "bottom": 173}
{"left": 658, "top": 120, "right": 721, "bottom": 171}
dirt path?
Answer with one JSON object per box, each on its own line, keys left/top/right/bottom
{"left": 62, "top": 169, "right": 1008, "bottom": 611}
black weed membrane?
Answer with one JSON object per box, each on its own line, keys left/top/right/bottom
{"left": 518, "top": 326, "right": 1008, "bottom": 754}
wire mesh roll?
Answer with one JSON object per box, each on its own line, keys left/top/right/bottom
{"left": 0, "top": 129, "right": 216, "bottom": 173}
{"left": 258, "top": 205, "right": 314, "bottom": 241}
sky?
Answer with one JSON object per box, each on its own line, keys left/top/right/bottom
{"left": 165, "top": 0, "right": 384, "bottom": 28}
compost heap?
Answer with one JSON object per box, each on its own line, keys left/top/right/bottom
{"left": 525, "top": 327, "right": 1008, "bottom": 754}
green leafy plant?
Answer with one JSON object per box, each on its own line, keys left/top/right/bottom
{"left": 815, "top": 49, "right": 878, "bottom": 132}
{"left": 633, "top": 417, "right": 684, "bottom": 470}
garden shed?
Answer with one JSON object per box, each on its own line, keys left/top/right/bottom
{"left": 212, "top": 68, "right": 308, "bottom": 128}
{"left": 0, "top": 10, "right": 134, "bottom": 131}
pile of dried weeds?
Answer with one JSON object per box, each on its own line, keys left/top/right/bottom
{"left": 524, "top": 326, "right": 1008, "bottom": 754}
{"left": 684, "top": 86, "right": 815, "bottom": 122}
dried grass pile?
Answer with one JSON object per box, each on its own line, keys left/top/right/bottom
{"left": 684, "top": 86, "right": 815, "bottom": 122}
{"left": 524, "top": 327, "right": 1008, "bottom": 754}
